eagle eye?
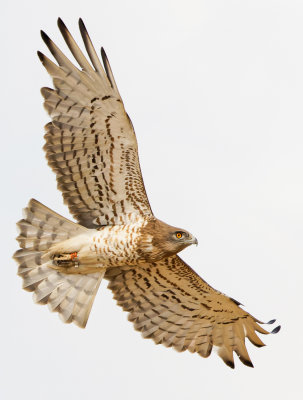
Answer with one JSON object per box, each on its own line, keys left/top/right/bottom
{"left": 175, "top": 232, "right": 183, "bottom": 239}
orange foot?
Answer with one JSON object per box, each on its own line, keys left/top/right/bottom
{"left": 70, "top": 252, "right": 78, "bottom": 261}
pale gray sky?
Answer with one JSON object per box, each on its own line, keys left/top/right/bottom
{"left": 1, "top": 1, "right": 302, "bottom": 399}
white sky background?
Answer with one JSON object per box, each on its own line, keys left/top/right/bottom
{"left": 1, "top": 0, "right": 302, "bottom": 398}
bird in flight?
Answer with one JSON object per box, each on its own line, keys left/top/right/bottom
{"left": 14, "top": 19, "right": 280, "bottom": 369}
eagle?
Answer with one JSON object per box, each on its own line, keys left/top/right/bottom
{"left": 14, "top": 18, "right": 280, "bottom": 369}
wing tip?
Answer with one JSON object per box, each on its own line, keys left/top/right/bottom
{"left": 37, "top": 50, "right": 44, "bottom": 62}
{"left": 254, "top": 342, "right": 266, "bottom": 348}
{"left": 264, "top": 319, "right": 281, "bottom": 334}
{"left": 242, "top": 359, "right": 254, "bottom": 368}
{"left": 57, "top": 17, "right": 64, "bottom": 26}
{"left": 57, "top": 17, "right": 67, "bottom": 32}
{"left": 40, "top": 30, "right": 51, "bottom": 45}
{"left": 271, "top": 325, "right": 281, "bottom": 334}
{"left": 78, "top": 18, "right": 86, "bottom": 33}
{"left": 224, "top": 359, "right": 235, "bottom": 369}
{"left": 229, "top": 296, "right": 243, "bottom": 306}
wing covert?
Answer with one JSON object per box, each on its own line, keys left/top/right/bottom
{"left": 40, "top": 19, "right": 152, "bottom": 228}
{"left": 105, "top": 255, "right": 280, "bottom": 368}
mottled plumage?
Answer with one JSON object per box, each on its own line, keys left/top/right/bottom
{"left": 14, "top": 18, "right": 279, "bottom": 369}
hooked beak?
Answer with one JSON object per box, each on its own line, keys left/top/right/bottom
{"left": 190, "top": 236, "right": 198, "bottom": 246}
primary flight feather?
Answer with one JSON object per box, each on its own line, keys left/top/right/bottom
{"left": 14, "top": 18, "right": 279, "bottom": 369}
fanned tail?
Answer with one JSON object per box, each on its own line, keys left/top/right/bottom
{"left": 13, "top": 199, "right": 103, "bottom": 328}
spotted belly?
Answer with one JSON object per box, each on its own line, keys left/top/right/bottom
{"left": 48, "top": 217, "right": 149, "bottom": 273}
{"left": 89, "top": 220, "right": 146, "bottom": 267}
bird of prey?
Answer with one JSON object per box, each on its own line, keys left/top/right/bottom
{"left": 14, "top": 19, "right": 280, "bottom": 369}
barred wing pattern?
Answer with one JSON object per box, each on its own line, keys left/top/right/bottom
{"left": 106, "top": 255, "right": 278, "bottom": 368}
{"left": 40, "top": 19, "right": 152, "bottom": 228}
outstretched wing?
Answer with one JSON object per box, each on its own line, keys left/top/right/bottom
{"left": 39, "top": 19, "right": 152, "bottom": 228}
{"left": 105, "top": 256, "right": 280, "bottom": 368}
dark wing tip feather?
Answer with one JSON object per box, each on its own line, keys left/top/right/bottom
{"left": 271, "top": 325, "right": 281, "bottom": 334}
{"left": 241, "top": 359, "right": 254, "bottom": 368}
{"left": 37, "top": 51, "right": 44, "bottom": 62}
{"left": 78, "top": 19, "right": 91, "bottom": 49}
{"left": 100, "top": 47, "right": 113, "bottom": 88}
{"left": 101, "top": 47, "right": 106, "bottom": 58}
{"left": 57, "top": 17, "right": 64, "bottom": 26}
{"left": 78, "top": 18, "right": 86, "bottom": 34}
{"left": 57, "top": 18, "right": 67, "bottom": 33}
{"left": 40, "top": 30, "right": 51, "bottom": 46}
{"left": 224, "top": 359, "right": 235, "bottom": 369}
{"left": 229, "top": 296, "right": 243, "bottom": 306}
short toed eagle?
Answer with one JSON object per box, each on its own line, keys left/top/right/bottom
{"left": 14, "top": 19, "right": 280, "bottom": 369}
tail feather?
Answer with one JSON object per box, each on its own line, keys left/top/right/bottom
{"left": 16, "top": 199, "right": 86, "bottom": 251}
{"left": 14, "top": 199, "right": 103, "bottom": 328}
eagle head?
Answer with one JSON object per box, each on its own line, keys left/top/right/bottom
{"left": 138, "top": 219, "right": 198, "bottom": 262}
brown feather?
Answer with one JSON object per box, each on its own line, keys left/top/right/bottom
{"left": 39, "top": 20, "right": 153, "bottom": 228}
{"left": 105, "top": 255, "right": 278, "bottom": 368}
